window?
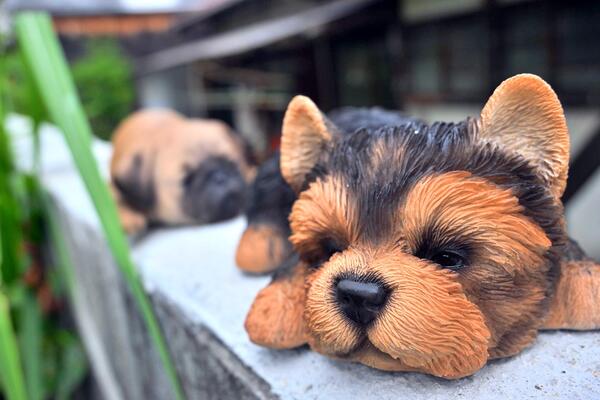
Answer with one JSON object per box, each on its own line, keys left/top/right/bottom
{"left": 406, "top": 16, "right": 488, "bottom": 101}
{"left": 556, "top": 3, "right": 600, "bottom": 98}
{"left": 504, "top": 8, "right": 548, "bottom": 78}
{"left": 334, "top": 35, "right": 395, "bottom": 108}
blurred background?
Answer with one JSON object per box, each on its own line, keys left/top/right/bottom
{"left": 9, "top": 0, "right": 595, "bottom": 254}
{"left": 0, "top": 1, "right": 598, "bottom": 399}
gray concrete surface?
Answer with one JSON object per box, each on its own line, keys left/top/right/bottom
{"left": 9, "top": 117, "right": 600, "bottom": 399}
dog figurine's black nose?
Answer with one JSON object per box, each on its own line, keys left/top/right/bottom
{"left": 335, "top": 279, "right": 388, "bottom": 326}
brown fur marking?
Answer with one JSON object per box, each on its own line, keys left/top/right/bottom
{"left": 289, "top": 177, "right": 358, "bottom": 260}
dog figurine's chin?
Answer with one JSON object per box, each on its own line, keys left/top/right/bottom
{"left": 244, "top": 74, "right": 600, "bottom": 379}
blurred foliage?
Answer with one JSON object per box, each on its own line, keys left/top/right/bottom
{"left": 71, "top": 39, "right": 134, "bottom": 140}
{"left": 2, "top": 49, "right": 46, "bottom": 128}
{"left": 0, "top": 34, "right": 87, "bottom": 399}
{"left": 16, "top": 14, "right": 185, "bottom": 399}
{"left": 3, "top": 38, "right": 134, "bottom": 140}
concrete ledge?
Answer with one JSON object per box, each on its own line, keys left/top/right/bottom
{"left": 14, "top": 119, "right": 600, "bottom": 399}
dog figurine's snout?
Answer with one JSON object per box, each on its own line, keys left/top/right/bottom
{"left": 335, "top": 278, "right": 388, "bottom": 326}
{"left": 181, "top": 156, "right": 247, "bottom": 223}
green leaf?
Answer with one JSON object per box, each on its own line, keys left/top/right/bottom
{"left": 18, "top": 292, "right": 44, "bottom": 400}
{"left": 0, "top": 181, "right": 26, "bottom": 285}
{"left": 0, "top": 67, "right": 26, "bottom": 285}
{"left": 0, "top": 291, "right": 28, "bottom": 400}
{"left": 55, "top": 330, "right": 88, "bottom": 400}
{"left": 44, "top": 195, "right": 91, "bottom": 398}
{"left": 15, "top": 12, "right": 185, "bottom": 400}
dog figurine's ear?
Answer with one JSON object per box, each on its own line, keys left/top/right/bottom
{"left": 245, "top": 257, "right": 308, "bottom": 349}
{"left": 479, "top": 74, "right": 569, "bottom": 199}
{"left": 280, "top": 96, "right": 339, "bottom": 192}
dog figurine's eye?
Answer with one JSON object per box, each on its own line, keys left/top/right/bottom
{"left": 308, "top": 238, "right": 346, "bottom": 269}
{"left": 429, "top": 251, "right": 465, "bottom": 270}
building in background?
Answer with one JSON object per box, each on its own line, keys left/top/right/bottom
{"left": 6, "top": 0, "right": 600, "bottom": 256}
{"left": 6, "top": 0, "right": 191, "bottom": 36}
{"left": 136, "top": 0, "right": 600, "bottom": 258}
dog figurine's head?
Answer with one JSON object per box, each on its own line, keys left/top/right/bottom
{"left": 111, "top": 109, "right": 252, "bottom": 233}
{"left": 235, "top": 109, "right": 418, "bottom": 274}
{"left": 244, "top": 74, "right": 600, "bottom": 379}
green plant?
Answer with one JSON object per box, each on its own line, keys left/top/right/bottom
{"left": 0, "top": 292, "right": 27, "bottom": 400}
{"left": 15, "top": 13, "right": 185, "bottom": 400}
{"left": 71, "top": 39, "right": 134, "bottom": 140}
{"left": 0, "top": 34, "right": 87, "bottom": 400}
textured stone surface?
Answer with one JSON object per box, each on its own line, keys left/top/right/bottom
{"left": 15, "top": 121, "right": 600, "bottom": 400}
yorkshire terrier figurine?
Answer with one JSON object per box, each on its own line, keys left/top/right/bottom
{"left": 243, "top": 74, "right": 600, "bottom": 379}
{"left": 110, "top": 109, "right": 253, "bottom": 234}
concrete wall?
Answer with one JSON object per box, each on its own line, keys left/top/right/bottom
{"left": 8, "top": 117, "right": 600, "bottom": 399}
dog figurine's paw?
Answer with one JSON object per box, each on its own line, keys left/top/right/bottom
{"left": 118, "top": 204, "right": 148, "bottom": 235}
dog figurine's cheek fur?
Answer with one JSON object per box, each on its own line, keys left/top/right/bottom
{"left": 245, "top": 74, "right": 600, "bottom": 379}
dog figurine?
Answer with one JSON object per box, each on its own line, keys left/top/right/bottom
{"left": 110, "top": 109, "right": 253, "bottom": 234}
{"left": 243, "top": 74, "right": 600, "bottom": 379}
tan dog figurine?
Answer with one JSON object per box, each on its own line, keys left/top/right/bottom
{"left": 243, "top": 74, "right": 600, "bottom": 379}
{"left": 111, "top": 109, "right": 253, "bottom": 234}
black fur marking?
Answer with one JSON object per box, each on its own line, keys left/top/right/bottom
{"left": 245, "top": 151, "right": 296, "bottom": 235}
{"left": 114, "top": 153, "right": 156, "bottom": 213}
{"left": 305, "top": 238, "right": 348, "bottom": 270}
{"left": 328, "top": 107, "right": 422, "bottom": 133}
{"left": 181, "top": 156, "right": 245, "bottom": 223}
{"left": 182, "top": 156, "right": 240, "bottom": 193}
{"left": 562, "top": 238, "right": 593, "bottom": 262}
{"left": 271, "top": 253, "right": 301, "bottom": 282}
